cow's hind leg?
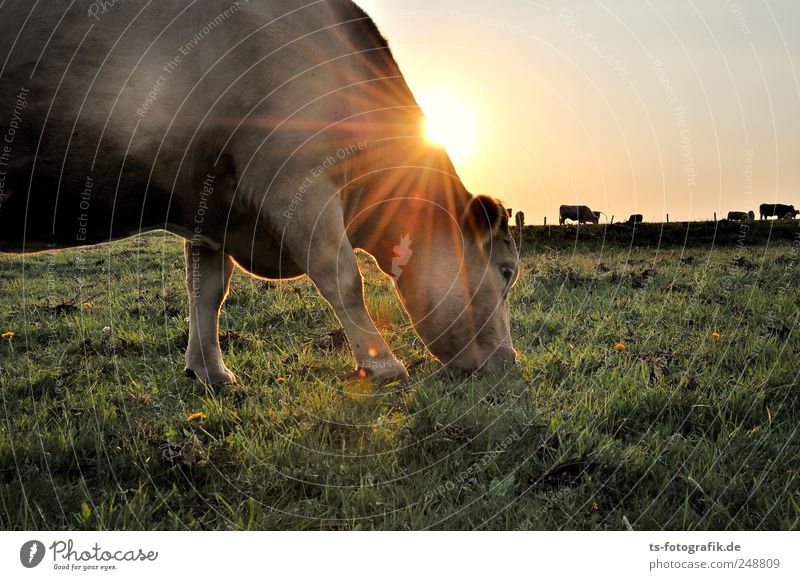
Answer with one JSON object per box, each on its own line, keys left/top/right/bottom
{"left": 184, "top": 242, "right": 236, "bottom": 386}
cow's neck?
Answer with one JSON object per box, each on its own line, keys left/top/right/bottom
{"left": 342, "top": 135, "right": 471, "bottom": 280}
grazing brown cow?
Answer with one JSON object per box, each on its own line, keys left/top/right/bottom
{"left": 560, "top": 205, "right": 600, "bottom": 225}
{"left": 0, "top": 0, "right": 518, "bottom": 385}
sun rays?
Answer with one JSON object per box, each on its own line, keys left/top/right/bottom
{"left": 418, "top": 90, "right": 479, "bottom": 166}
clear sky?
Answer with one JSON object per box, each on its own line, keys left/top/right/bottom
{"left": 357, "top": 0, "right": 799, "bottom": 223}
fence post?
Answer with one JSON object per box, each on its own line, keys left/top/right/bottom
{"left": 610, "top": 215, "right": 615, "bottom": 225}
{"left": 714, "top": 212, "right": 717, "bottom": 222}
{"left": 666, "top": 214, "right": 670, "bottom": 223}
{"left": 544, "top": 216, "right": 547, "bottom": 227}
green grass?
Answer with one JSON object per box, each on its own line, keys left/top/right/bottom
{"left": 1, "top": 222, "right": 799, "bottom": 530}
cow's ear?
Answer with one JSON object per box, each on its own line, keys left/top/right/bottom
{"left": 462, "top": 195, "right": 505, "bottom": 239}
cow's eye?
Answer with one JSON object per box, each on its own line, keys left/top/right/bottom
{"left": 500, "top": 265, "right": 516, "bottom": 295}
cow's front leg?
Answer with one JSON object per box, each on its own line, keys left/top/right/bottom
{"left": 305, "top": 238, "right": 409, "bottom": 383}
{"left": 184, "top": 242, "right": 236, "bottom": 386}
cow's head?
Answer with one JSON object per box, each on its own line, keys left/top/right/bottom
{"left": 395, "top": 195, "right": 519, "bottom": 372}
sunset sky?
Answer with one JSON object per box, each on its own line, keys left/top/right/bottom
{"left": 358, "top": 0, "right": 800, "bottom": 223}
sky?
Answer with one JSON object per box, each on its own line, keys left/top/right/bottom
{"left": 357, "top": 0, "right": 800, "bottom": 223}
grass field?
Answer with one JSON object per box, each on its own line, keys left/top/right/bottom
{"left": 1, "top": 221, "right": 799, "bottom": 530}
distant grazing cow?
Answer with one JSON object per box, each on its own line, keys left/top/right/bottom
{"left": 727, "top": 211, "right": 749, "bottom": 221}
{"left": 760, "top": 204, "right": 799, "bottom": 220}
{"left": 515, "top": 211, "right": 525, "bottom": 229}
{"left": 560, "top": 205, "right": 600, "bottom": 225}
{"left": 627, "top": 214, "right": 643, "bottom": 224}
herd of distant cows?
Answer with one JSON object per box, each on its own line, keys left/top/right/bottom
{"left": 507, "top": 204, "right": 799, "bottom": 227}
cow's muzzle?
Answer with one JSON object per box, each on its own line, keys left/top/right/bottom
{"left": 480, "top": 346, "right": 517, "bottom": 371}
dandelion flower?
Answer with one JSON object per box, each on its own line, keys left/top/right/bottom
{"left": 614, "top": 342, "right": 626, "bottom": 352}
{"left": 711, "top": 332, "right": 721, "bottom": 340}
{"left": 275, "top": 377, "right": 286, "bottom": 383}
{"left": 187, "top": 411, "right": 207, "bottom": 422}
{"left": 2, "top": 331, "right": 14, "bottom": 340}
{"left": 83, "top": 302, "right": 93, "bottom": 309}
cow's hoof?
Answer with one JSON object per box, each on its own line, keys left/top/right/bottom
{"left": 184, "top": 366, "right": 237, "bottom": 387}
{"left": 360, "top": 358, "right": 410, "bottom": 384}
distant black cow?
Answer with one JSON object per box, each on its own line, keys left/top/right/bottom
{"left": 560, "top": 205, "right": 600, "bottom": 225}
{"left": 627, "top": 214, "right": 643, "bottom": 224}
{"left": 727, "top": 211, "right": 748, "bottom": 221}
{"left": 760, "top": 204, "right": 799, "bottom": 220}
{"left": 515, "top": 211, "right": 525, "bottom": 229}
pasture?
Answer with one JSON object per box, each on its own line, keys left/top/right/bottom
{"left": 1, "top": 221, "right": 799, "bottom": 530}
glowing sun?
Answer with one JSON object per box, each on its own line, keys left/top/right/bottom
{"left": 418, "top": 91, "right": 478, "bottom": 164}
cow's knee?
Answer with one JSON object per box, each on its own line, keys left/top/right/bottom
{"left": 307, "top": 247, "right": 408, "bottom": 383}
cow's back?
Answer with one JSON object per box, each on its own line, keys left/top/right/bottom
{"left": 0, "top": 0, "right": 385, "bottom": 250}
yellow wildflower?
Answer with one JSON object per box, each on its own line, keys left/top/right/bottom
{"left": 614, "top": 342, "right": 626, "bottom": 352}
{"left": 275, "top": 377, "right": 287, "bottom": 383}
{"left": 2, "top": 331, "right": 14, "bottom": 339}
{"left": 83, "top": 302, "right": 93, "bottom": 309}
{"left": 711, "top": 332, "right": 721, "bottom": 340}
{"left": 187, "top": 411, "right": 207, "bottom": 422}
